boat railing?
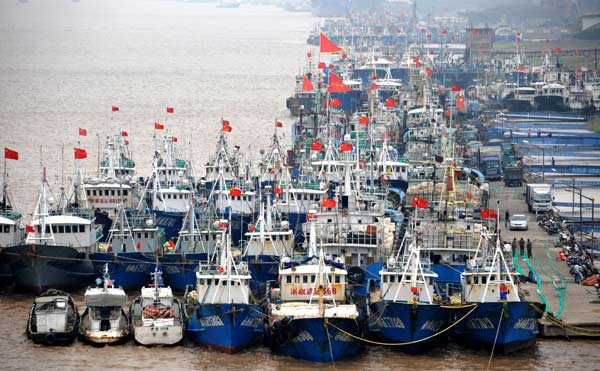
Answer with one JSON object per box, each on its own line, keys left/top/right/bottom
{"left": 0, "top": 209, "right": 21, "bottom": 221}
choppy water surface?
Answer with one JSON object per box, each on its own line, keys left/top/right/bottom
{"left": 0, "top": 1, "right": 598, "bottom": 370}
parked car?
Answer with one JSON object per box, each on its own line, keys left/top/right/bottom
{"left": 509, "top": 214, "right": 529, "bottom": 230}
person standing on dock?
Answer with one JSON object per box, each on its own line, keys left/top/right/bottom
{"left": 505, "top": 210, "right": 510, "bottom": 227}
{"left": 512, "top": 237, "right": 517, "bottom": 254}
{"left": 519, "top": 237, "right": 525, "bottom": 257}
{"left": 504, "top": 241, "right": 513, "bottom": 259}
{"left": 526, "top": 239, "right": 532, "bottom": 258}
{"left": 552, "top": 157, "right": 555, "bottom": 167}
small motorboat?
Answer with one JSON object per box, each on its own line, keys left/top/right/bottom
{"left": 27, "top": 289, "right": 79, "bottom": 344}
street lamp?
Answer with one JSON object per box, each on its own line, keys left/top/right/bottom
{"left": 565, "top": 184, "right": 595, "bottom": 249}
{"left": 522, "top": 140, "right": 544, "bottom": 182}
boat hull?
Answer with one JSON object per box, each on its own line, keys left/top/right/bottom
{"left": 4, "top": 244, "right": 95, "bottom": 293}
{"left": 154, "top": 210, "right": 186, "bottom": 242}
{"left": 453, "top": 301, "right": 544, "bottom": 354}
{"left": 186, "top": 303, "right": 263, "bottom": 353}
{"left": 159, "top": 253, "right": 208, "bottom": 292}
{"left": 534, "top": 96, "right": 569, "bottom": 112}
{"left": 268, "top": 317, "right": 364, "bottom": 362}
{"left": 0, "top": 250, "right": 13, "bottom": 287}
{"left": 369, "top": 301, "right": 452, "bottom": 351}
{"left": 90, "top": 252, "right": 156, "bottom": 291}
{"left": 133, "top": 323, "right": 184, "bottom": 346}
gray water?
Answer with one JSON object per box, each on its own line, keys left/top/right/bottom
{"left": 0, "top": 1, "right": 598, "bottom": 369}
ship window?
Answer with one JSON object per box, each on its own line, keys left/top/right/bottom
{"left": 286, "top": 276, "right": 291, "bottom": 284}
{"left": 466, "top": 277, "right": 471, "bottom": 284}
{"left": 86, "top": 190, "right": 91, "bottom": 196}
{"left": 335, "top": 276, "right": 340, "bottom": 283}
{"left": 482, "top": 276, "right": 487, "bottom": 284}
{"left": 303, "top": 275, "right": 308, "bottom": 283}
{"left": 390, "top": 275, "right": 395, "bottom": 283}
{"left": 491, "top": 275, "right": 496, "bottom": 281}
{"left": 0, "top": 226, "right": 4, "bottom": 233}
{"left": 474, "top": 276, "right": 479, "bottom": 284}
{"left": 92, "top": 190, "right": 97, "bottom": 196}
{"left": 45, "top": 225, "right": 50, "bottom": 234}
{"left": 58, "top": 225, "right": 64, "bottom": 233}
{"left": 295, "top": 276, "right": 300, "bottom": 283}
{"left": 144, "top": 232, "right": 148, "bottom": 238}
{"left": 104, "top": 190, "right": 109, "bottom": 196}
{"left": 123, "top": 190, "right": 128, "bottom": 196}
{"left": 206, "top": 279, "right": 211, "bottom": 285}
{"left": 65, "top": 225, "right": 71, "bottom": 233}
{"left": 52, "top": 225, "right": 57, "bottom": 233}
{"left": 111, "top": 190, "right": 115, "bottom": 196}
{"left": 311, "top": 275, "right": 316, "bottom": 282}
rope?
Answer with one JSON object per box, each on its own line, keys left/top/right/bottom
{"left": 486, "top": 303, "right": 505, "bottom": 371}
{"left": 529, "top": 303, "right": 600, "bottom": 336}
{"left": 324, "top": 319, "right": 336, "bottom": 366}
{"left": 324, "top": 304, "right": 477, "bottom": 346}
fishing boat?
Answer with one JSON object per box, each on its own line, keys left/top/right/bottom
{"left": 369, "top": 228, "right": 453, "bottom": 351}
{"left": 453, "top": 225, "right": 545, "bottom": 354}
{"left": 0, "top": 161, "right": 23, "bottom": 287}
{"left": 130, "top": 268, "right": 185, "bottom": 345}
{"left": 90, "top": 203, "right": 164, "bottom": 291}
{"left": 185, "top": 225, "right": 263, "bottom": 353}
{"left": 266, "top": 212, "right": 364, "bottom": 362}
{"left": 4, "top": 161, "right": 101, "bottom": 293}
{"left": 84, "top": 131, "right": 137, "bottom": 242}
{"left": 26, "top": 289, "right": 79, "bottom": 345}
{"left": 145, "top": 133, "right": 194, "bottom": 242}
{"left": 160, "top": 203, "right": 221, "bottom": 292}
{"left": 243, "top": 194, "right": 293, "bottom": 294}
{"left": 79, "top": 264, "right": 130, "bottom": 344}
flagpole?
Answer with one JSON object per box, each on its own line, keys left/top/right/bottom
{"left": 2, "top": 156, "right": 6, "bottom": 208}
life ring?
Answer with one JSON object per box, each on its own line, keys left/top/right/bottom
{"left": 45, "top": 332, "right": 56, "bottom": 344}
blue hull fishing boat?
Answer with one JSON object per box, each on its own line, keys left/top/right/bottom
{"left": 186, "top": 227, "right": 263, "bottom": 353}
{"left": 267, "top": 214, "right": 364, "bottom": 362}
{"left": 454, "top": 223, "right": 544, "bottom": 354}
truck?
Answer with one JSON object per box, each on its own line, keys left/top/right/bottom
{"left": 474, "top": 146, "right": 503, "bottom": 181}
{"left": 525, "top": 183, "right": 553, "bottom": 213}
{"left": 503, "top": 165, "right": 523, "bottom": 187}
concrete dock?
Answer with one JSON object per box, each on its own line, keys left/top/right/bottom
{"left": 488, "top": 181, "right": 600, "bottom": 338}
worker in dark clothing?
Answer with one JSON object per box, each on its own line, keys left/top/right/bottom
{"left": 526, "top": 239, "right": 532, "bottom": 258}
{"left": 505, "top": 210, "right": 510, "bottom": 227}
{"left": 519, "top": 237, "right": 525, "bottom": 257}
{"left": 551, "top": 157, "right": 555, "bottom": 167}
{"left": 512, "top": 237, "right": 517, "bottom": 254}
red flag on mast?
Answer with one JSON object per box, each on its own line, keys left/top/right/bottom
{"left": 4, "top": 148, "right": 18, "bottom": 160}
{"left": 74, "top": 148, "right": 87, "bottom": 159}
{"left": 328, "top": 72, "right": 352, "bottom": 93}
{"left": 412, "top": 196, "right": 428, "bottom": 209}
{"left": 319, "top": 32, "right": 343, "bottom": 54}
{"left": 112, "top": 106, "right": 119, "bottom": 112}
{"left": 154, "top": 122, "right": 164, "bottom": 130}
{"left": 302, "top": 74, "right": 314, "bottom": 91}
{"left": 78, "top": 128, "right": 87, "bottom": 136}
{"left": 166, "top": 107, "right": 174, "bottom": 113}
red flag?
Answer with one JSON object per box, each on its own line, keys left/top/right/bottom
{"left": 341, "top": 53, "right": 347, "bottom": 60}
{"left": 371, "top": 83, "right": 378, "bottom": 90}
{"left": 317, "top": 62, "right": 326, "bottom": 69}
{"left": 311, "top": 141, "right": 323, "bottom": 151}
{"left": 359, "top": 116, "right": 369, "bottom": 125}
{"left": 222, "top": 122, "right": 232, "bottom": 132}
{"left": 166, "top": 107, "right": 174, "bottom": 113}
{"left": 555, "top": 47, "right": 561, "bottom": 55}
{"left": 302, "top": 74, "right": 314, "bottom": 91}
{"left": 229, "top": 188, "right": 242, "bottom": 197}
{"left": 328, "top": 72, "right": 352, "bottom": 93}
{"left": 78, "top": 128, "right": 87, "bottom": 136}
{"left": 4, "top": 147, "right": 18, "bottom": 160}
{"left": 112, "top": 106, "right": 119, "bottom": 112}
{"left": 340, "top": 143, "right": 352, "bottom": 152}
{"left": 173, "top": 137, "right": 178, "bottom": 142}
{"left": 330, "top": 98, "right": 342, "bottom": 108}
{"left": 481, "top": 209, "right": 498, "bottom": 219}
{"left": 319, "top": 32, "right": 343, "bottom": 54}
{"left": 25, "top": 224, "right": 35, "bottom": 233}
{"left": 276, "top": 121, "right": 283, "bottom": 128}
{"left": 137, "top": 241, "right": 142, "bottom": 250}
{"left": 274, "top": 187, "right": 283, "bottom": 195}
{"left": 425, "top": 67, "right": 433, "bottom": 77}
{"left": 322, "top": 198, "right": 336, "bottom": 208}
{"left": 451, "top": 85, "right": 461, "bottom": 92}
{"left": 154, "top": 122, "right": 164, "bottom": 130}
{"left": 445, "top": 110, "right": 451, "bottom": 118}
{"left": 249, "top": 225, "right": 257, "bottom": 232}
{"left": 412, "top": 196, "right": 428, "bottom": 209}
{"left": 124, "top": 140, "right": 129, "bottom": 145}
{"left": 74, "top": 147, "right": 87, "bottom": 159}
{"left": 121, "top": 131, "right": 128, "bottom": 137}
{"left": 517, "top": 65, "right": 525, "bottom": 72}
{"left": 385, "top": 98, "right": 397, "bottom": 108}
{"left": 457, "top": 95, "right": 465, "bottom": 111}
{"left": 441, "top": 29, "right": 448, "bottom": 35}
